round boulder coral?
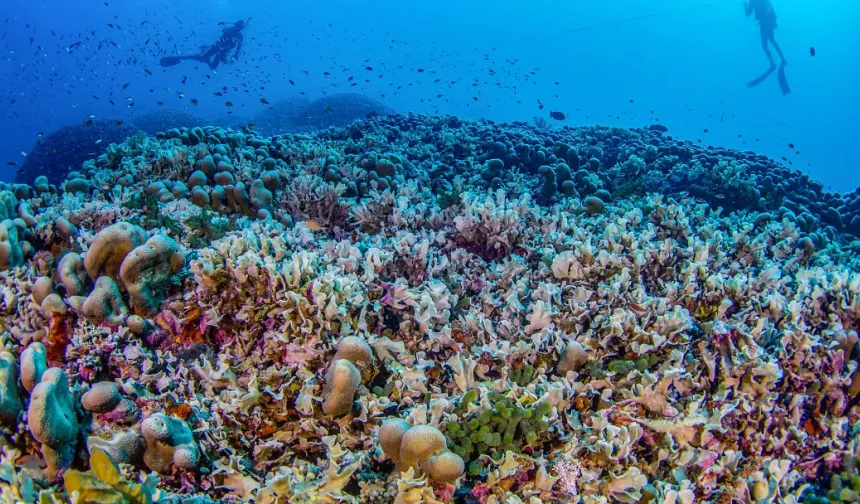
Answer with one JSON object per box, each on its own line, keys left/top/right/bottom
{"left": 57, "top": 252, "right": 89, "bottom": 296}
{"left": 0, "top": 219, "right": 24, "bottom": 271}
{"left": 321, "top": 359, "right": 361, "bottom": 417}
{"left": 20, "top": 342, "right": 48, "bottom": 393}
{"left": 119, "top": 234, "right": 184, "bottom": 315}
{"left": 81, "top": 381, "right": 121, "bottom": 413}
{"left": 380, "top": 422, "right": 465, "bottom": 483}
{"left": 80, "top": 276, "right": 129, "bottom": 325}
{"left": 84, "top": 222, "right": 148, "bottom": 282}
{"left": 378, "top": 418, "right": 411, "bottom": 467}
{"left": 141, "top": 413, "right": 200, "bottom": 473}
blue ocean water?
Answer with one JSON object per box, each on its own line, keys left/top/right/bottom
{"left": 1, "top": 0, "right": 858, "bottom": 189}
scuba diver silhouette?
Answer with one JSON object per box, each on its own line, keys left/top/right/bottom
{"left": 744, "top": 0, "right": 790, "bottom": 94}
{"left": 160, "top": 19, "right": 249, "bottom": 71}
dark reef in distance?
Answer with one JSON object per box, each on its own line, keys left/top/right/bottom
{"left": 14, "top": 119, "right": 144, "bottom": 186}
{"left": 251, "top": 93, "right": 395, "bottom": 136}
{"left": 15, "top": 93, "right": 396, "bottom": 186}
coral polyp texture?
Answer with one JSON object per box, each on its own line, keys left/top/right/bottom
{"left": 0, "top": 113, "right": 859, "bottom": 503}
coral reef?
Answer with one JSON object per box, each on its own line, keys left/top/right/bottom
{"left": 0, "top": 113, "right": 859, "bottom": 502}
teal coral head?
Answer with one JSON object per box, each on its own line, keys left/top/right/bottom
{"left": 0, "top": 219, "right": 24, "bottom": 271}
{"left": 0, "top": 351, "right": 23, "bottom": 426}
{"left": 19, "top": 342, "right": 48, "bottom": 393}
{"left": 27, "top": 367, "right": 79, "bottom": 479}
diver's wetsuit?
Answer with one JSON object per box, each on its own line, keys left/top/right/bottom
{"left": 191, "top": 21, "right": 246, "bottom": 71}
{"left": 745, "top": 0, "right": 786, "bottom": 68}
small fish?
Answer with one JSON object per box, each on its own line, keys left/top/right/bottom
{"left": 144, "top": 69, "right": 152, "bottom": 75}
{"left": 95, "top": 139, "right": 103, "bottom": 144}
{"left": 549, "top": 111, "right": 566, "bottom": 120}
{"left": 288, "top": 79, "right": 295, "bottom": 85}
{"left": 115, "top": 120, "right": 123, "bottom": 125}
{"left": 190, "top": 98, "right": 199, "bottom": 105}
{"left": 260, "top": 97, "right": 270, "bottom": 104}
{"left": 84, "top": 118, "right": 94, "bottom": 126}
{"left": 304, "top": 219, "right": 327, "bottom": 231}
{"left": 20, "top": 151, "right": 27, "bottom": 157}
{"left": 788, "top": 143, "right": 795, "bottom": 149}
{"left": 122, "top": 82, "right": 130, "bottom": 89}
{"left": 7, "top": 162, "right": 17, "bottom": 166}
{"left": 810, "top": 46, "right": 815, "bottom": 57}
{"left": 225, "top": 101, "right": 233, "bottom": 107}
{"left": 324, "top": 106, "right": 333, "bottom": 113}
{"left": 629, "top": 303, "right": 648, "bottom": 315}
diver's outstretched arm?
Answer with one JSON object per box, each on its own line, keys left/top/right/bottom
{"left": 744, "top": 1, "right": 753, "bottom": 16}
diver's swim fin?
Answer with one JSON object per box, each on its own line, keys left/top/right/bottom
{"left": 777, "top": 62, "right": 791, "bottom": 95}
{"left": 747, "top": 66, "right": 775, "bottom": 88}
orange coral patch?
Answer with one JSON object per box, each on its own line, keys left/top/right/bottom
{"left": 44, "top": 313, "right": 71, "bottom": 366}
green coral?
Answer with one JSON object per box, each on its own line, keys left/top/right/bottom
{"left": 444, "top": 390, "right": 552, "bottom": 464}
{"left": 125, "top": 195, "right": 183, "bottom": 238}
{"left": 63, "top": 448, "right": 157, "bottom": 504}
{"left": 181, "top": 208, "right": 233, "bottom": 249}
{"left": 436, "top": 186, "right": 463, "bottom": 210}
{"left": 509, "top": 365, "right": 536, "bottom": 387}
